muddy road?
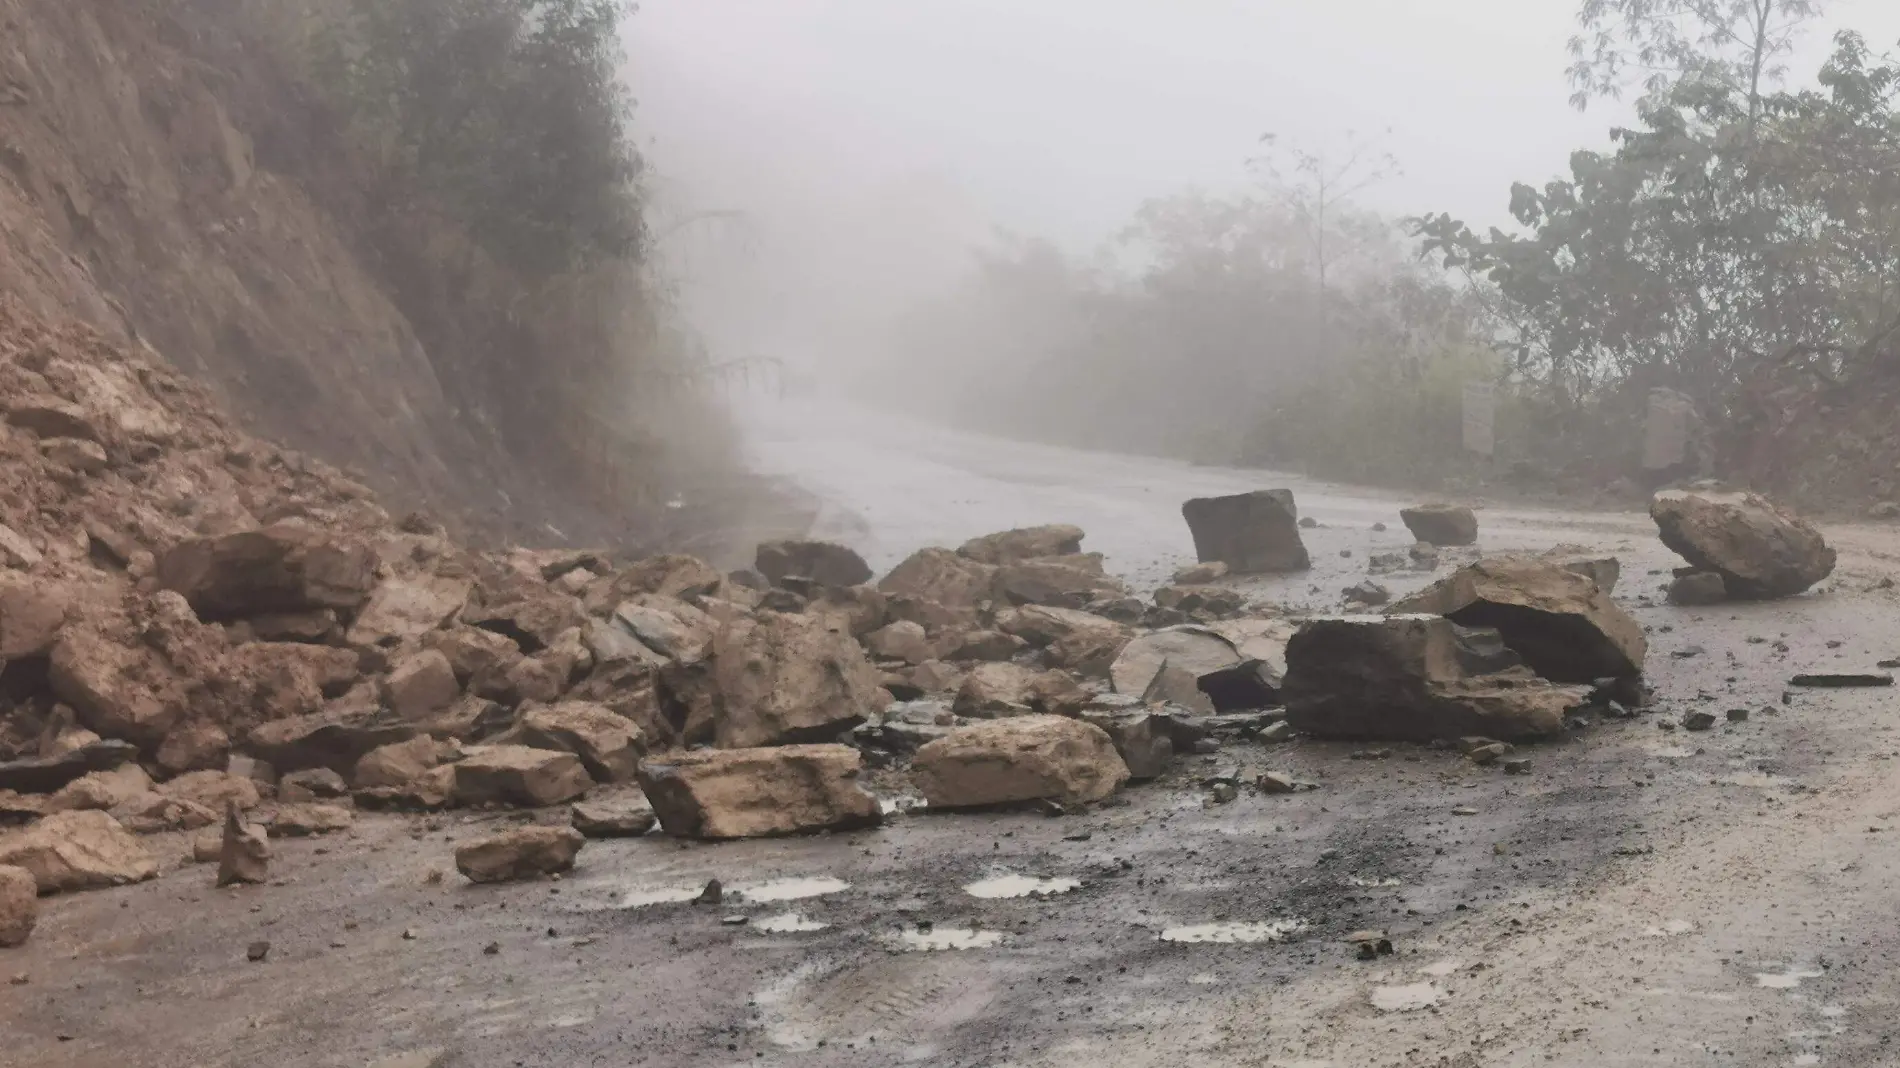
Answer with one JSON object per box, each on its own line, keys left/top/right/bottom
{"left": 11, "top": 404, "right": 1900, "bottom": 1068}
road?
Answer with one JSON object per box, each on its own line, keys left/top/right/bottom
{"left": 10, "top": 402, "right": 1900, "bottom": 1068}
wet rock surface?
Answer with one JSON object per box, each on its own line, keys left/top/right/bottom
{"left": 1651, "top": 490, "right": 1836, "bottom": 598}
{"left": 1181, "top": 489, "right": 1310, "bottom": 573}
{"left": 1399, "top": 503, "right": 1478, "bottom": 546}
{"left": 912, "top": 715, "right": 1130, "bottom": 808}
{"left": 1391, "top": 556, "right": 1646, "bottom": 683}
{"left": 637, "top": 745, "right": 881, "bottom": 840}
{"left": 454, "top": 826, "right": 584, "bottom": 884}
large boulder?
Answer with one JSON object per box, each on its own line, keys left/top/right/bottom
{"left": 1181, "top": 490, "right": 1309, "bottom": 573}
{"left": 385, "top": 649, "right": 461, "bottom": 721}
{"left": 345, "top": 574, "right": 472, "bottom": 648}
{"left": 570, "top": 795, "right": 657, "bottom": 838}
{"left": 1282, "top": 615, "right": 1589, "bottom": 742}
{"left": 864, "top": 620, "right": 934, "bottom": 665}
{"left": 352, "top": 736, "right": 458, "bottom": 790}
{"left": 755, "top": 540, "right": 873, "bottom": 589}
{"left": 461, "top": 590, "right": 588, "bottom": 654}
{"left": 1389, "top": 557, "right": 1645, "bottom": 682}
{"left": 992, "top": 558, "right": 1126, "bottom": 608}
{"left": 1400, "top": 504, "right": 1479, "bottom": 547}
{"left": 1109, "top": 621, "right": 1294, "bottom": 712}
{"left": 999, "top": 605, "right": 1133, "bottom": 677}
{"left": 667, "top": 611, "right": 884, "bottom": 749}
{"left": 637, "top": 745, "right": 882, "bottom": 840}
{"left": 1650, "top": 490, "right": 1835, "bottom": 599}
{"left": 455, "top": 826, "right": 585, "bottom": 884}
{"left": 452, "top": 745, "right": 593, "bottom": 807}
{"left": 0, "top": 810, "right": 157, "bottom": 893}
{"left": 246, "top": 711, "right": 416, "bottom": 777}
{"left": 958, "top": 524, "right": 1086, "bottom": 565}
{"left": 952, "top": 662, "right": 1083, "bottom": 718}
{"left": 879, "top": 548, "right": 999, "bottom": 608}
{"left": 155, "top": 524, "right": 376, "bottom": 620}
{"left": 48, "top": 627, "right": 187, "bottom": 746}
{"left": 612, "top": 595, "right": 718, "bottom": 663}
{"left": 913, "top": 716, "right": 1130, "bottom": 808}
{"left": 0, "top": 864, "right": 35, "bottom": 946}
{"left": 496, "top": 702, "right": 643, "bottom": 783}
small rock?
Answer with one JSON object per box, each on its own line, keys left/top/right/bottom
{"left": 268, "top": 803, "right": 354, "bottom": 837}
{"left": 454, "top": 826, "right": 585, "bottom": 884}
{"left": 1342, "top": 580, "right": 1390, "bottom": 607}
{"left": 569, "top": 797, "right": 657, "bottom": 839}
{"left": 1725, "top": 708, "right": 1749, "bottom": 723}
{"left": 1682, "top": 710, "right": 1717, "bottom": 731}
{"left": 1465, "top": 742, "right": 1511, "bottom": 766}
{"left": 1256, "top": 771, "right": 1297, "bottom": 795}
{"left": 1501, "top": 758, "right": 1531, "bottom": 775}
{"left": 278, "top": 768, "right": 348, "bottom": 803}
{"left": 1666, "top": 571, "right": 1728, "bottom": 606}
{"left": 246, "top": 940, "right": 270, "bottom": 962}
{"left": 1208, "top": 781, "right": 1239, "bottom": 804}
{"left": 483, "top": 942, "right": 500, "bottom": 956}
{"left": 721, "top": 915, "right": 748, "bottom": 926}
{"left": 1789, "top": 672, "right": 1894, "bottom": 688}
{"left": 1451, "top": 806, "right": 1478, "bottom": 816}
{"left": 1172, "top": 561, "right": 1228, "bottom": 586}
{"left": 217, "top": 804, "right": 271, "bottom": 887}
{"left": 1298, "top": 517, "right": 1319, "bottom": 529}
{"left": 695, "top": 878, "right": 723, "bottom": 905}
{"left": 0, "top": 865, "right": 36, "bottom": 947}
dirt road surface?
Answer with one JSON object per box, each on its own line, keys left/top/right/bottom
{"left": 9, "top": 401, "right": 1900, "bottom": 1068}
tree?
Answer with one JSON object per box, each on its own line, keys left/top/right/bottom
{"left": 1567, "top": 0, "right": 1827, "bottom": 132}
{"left": 1249, "top": 131, "right": 1400, "bottom": 296}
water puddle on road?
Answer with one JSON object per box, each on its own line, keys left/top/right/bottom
{"left": 1158, "top": 919, "right": 1309, "bottom": 944}
{"left": 1371, "top": 982, "right": 1441, "bottom": 1012}
{"left": 1642, "top": 919, "right": 1697, "bottom": 937}
{"left": 739, "top": 877, "right": 851, "bottom": 903}
{"left": 618, "top": 885, "right": 703, "bottom": 908}
{"left": 1757, "top": 966, "right": 1825, "bottom": 989}
{"left": 897, "top": 927, "right": 1004, "bottom": 951}
{"left": 1717, "top": 771, "right": 1798, "bottom": 789}
{"left": 963, "top": 874, "right": 1080, "bottom": 899}
{"left": 755, "top": 913, "right": 830, "bottom": 933}
{"left": 1345, "top": 876, "right": 1403, "bottom": 888}
{"left": 1418, "top": 958, "right": 1463, "bottom": 977}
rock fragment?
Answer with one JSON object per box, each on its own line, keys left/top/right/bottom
{"left": 1181, "top": 490, "right": 1309, "bottom": 573}
{"left": 637, "top": 745, "right": 881, "bottom": 840}
{"left": 912, "top": 715, "right": 1130, "bottom": 809}
{"left": 1666, "top": 571, "right": 1729, "bottom": 606}
{"left": 1391, "top": 557, "right": 1645, "bottom": 682}
{"left": 957, "top": 524, "right": 1085, "bottom": 565}
{"left": 755, "top": 540, "right": 873, "bottom": 588}
{"left": 1399, "top": 504, "right": 1478, "bottom": 546}
{"left": 217, "top": 805, "right": 270, "bottom": 886}
{"left": 0, "top": 810, "right": 157, "bottom": 893}
{"left": 0, "top": 865, "right": 36, "bottom": 946}
{"left": 570, "top": 796, "right": 657, "bottom": 838}
{"left": 452, "top": 746, "right": 592, "bottom": 808}
{"left": 1650, "top": 490, "right": 1834, "bottom": 598}
{"left": 455, "top": 826, "right": 585, "bottom": 884}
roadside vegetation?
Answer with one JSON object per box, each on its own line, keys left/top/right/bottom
{"left": 885, "top": 1, "right": 1900, "bottom": 504}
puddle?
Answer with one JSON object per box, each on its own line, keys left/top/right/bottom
{"left": 1757, "top": 966, "right": 1825, "bottom": 990}
{"left": 1642, "top": 919, "right": 1696, "bottom": 937}
{"left": 1371, "top": 982, "right": 1441, "bottom": 1012}
{"left": 1649, "top": 745, "right": 1695, "bottom": 758}
{"left": 1158, "top": 919, "right": 1309, "bottom": 944}
{"left": 1187, "top": 972, "right": 1222, "bottom": 985}
{"left": 1793, "top": 1056, "right": 1821, "bottom": 1066}
{"left": 1821, "top": 1005, "right": 1846, "bottom": 1018}
{"left": 1642, "top": 987, "right": 1738, "bottom": 1003}
{"left": 1418, "top": 958, "right": 1462, "bottom": 977}
{"left": 546, "top": 1012, "right": 594, "bottom": 1028}
{"left": 963, "top": 874, "right": 1080, "bottom": 899}
{"left": 739, "top": 877, "right": 851, "bottom": 903}
{"left": 618, "top": 886, "right": 703, "bottom": 908}
{"left": 755, "top": 913, "right": 830, "bottom": 933}
{"left": 1346, "top": 876, "right": 1403, "bottom": 888}
{"left": 898, "top": 927, "right": 1004, "bottom": 951}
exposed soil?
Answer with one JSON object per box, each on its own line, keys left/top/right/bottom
{"left": 9, "top": 408, "right": 1899, "bottom": 1068}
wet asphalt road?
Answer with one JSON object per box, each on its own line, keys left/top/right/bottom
{"left": 9, "top": 403, "right": 1900, "bottom": 1067}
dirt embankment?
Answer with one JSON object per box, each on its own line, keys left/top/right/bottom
{"left": 0, "top": 0, "right": 771, "bottom": 556}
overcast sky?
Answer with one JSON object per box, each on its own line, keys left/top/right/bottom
{"left": 621, "top": 0, "right": 1900, "bottom": 371}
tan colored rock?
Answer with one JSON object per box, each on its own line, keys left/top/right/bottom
{"left": 0, "top": 810, "right": 157, "bottom": 893}
{"left": 669, "top": 611, "right": 883, "bottom": 749}
{"left": 570, "top": 796, "right": 657, "bottom": 838}
{"left": 1172, "top": 561, "right": 1229, "bottom": 585}
{"left": 352, "top": 736, "right": 455, "bottom": 790}
{"left": 1650, "top": 490, "right": 1835, "bottom": 598}
{"left": 386, "top": 649, "right": 461, "bottom": 721}
{"left": 160, "top": 770, "right": 261, "bottom": 813}
{"left": 353, "top": 765, "right": 456, "bottom": 811}
{"left": 1390, "top": 557, "right": 1646, "bottom": 682}
{"left": 460, "top": 590, "right": 588, "bottom": 654}
{"left": 755, "top": 540, "right": 873, "bottom": 588}
{"left": 993, "top": 558, "right": 1125, "bottom": 608}
{"left": 246, "top": 710, "right": 416, "bottom": 776}
{"left": 0, "top": 574, "right": 66, "bottom": 659}
{"left": 6, "top": 393, "right": 99, "bottom": 441}
{"left": 804, "top": 584, "right": 891, "bottom": 638}
{"left": 865, "top": 620, "right": 933, "bottom": 665}
{"left": 346, "top": 574, "right": 472, "bottom": 648}
{"left": 1538, "top": 545, "right": 1621, "bottom": 594}
{"left": 453, "top": 746, "right": 592, "bottom": 807}
{"left": 268, "top": 802, "right": 354, "bottom": 837}
{"left": 1282, "top": 615, "right": 1590, "bottom": 742}
{"left": 279, "top": 767, "right": 349, "bottom": 801}
{"left": 48, "top": 627, "right": 183, "bottom": 746}
{"left": 1400, "top": 504, "right": 1479, "bottom": 546}
{"left": 426, "top": 627, "right": 522, "bottom": 685}
{"left": 42, "top": 436, "right": 109, "bottom": 473}
{"left": 879, "top": 548, "right": 999, "bottom": 608}
{"left": 0, "top": 521, "right": 41, "bottom": 570}
{"left": 217, "top": 804, "right": 270, "bottom": 886}
{"left": 611, "top": 595, "right": 717, "bottom": 662}
{"left": 902, "top": 659, "right": 964, "bottom": 696}
{"left": 155, "top": 719, "right": 231, "bottom": 775}
{"left": 156, "top": 524, "right": 376, "bottom": 620}
{"left": 912, "top": 716, "right": 1130, "bottom": 808}
{"left": 1110, "top": 623, "right": 1289, "bottom": 711}
{"left": 0, "top": 864, "right": 38, "bottom": 946}
{"left": 245, "top": 610, "right": 339, "bottom": 644}
{"left": 949, "top": 628, "right": 1029, "bottom": 662}
{"left": 499, "top": 702, "right": 643, "bottom": 783}
{"left": 113, "top": 792, "right": 219, "bottom": 833}
{"left": 455, "top": 826, "right": 585, "bottom": 884}
{"left": 638, "top": 745, "right": 881, "bottom": 840}
{"left": 46, "top": 764, "right": 153, "bottom": 813}
{"left": 952, "top": 662, "right": 1081, "bottom": 718}
{"left": 957, "top": 524, "right": 1085, "bottom": 565}
{"left": 1181, "top": 490, "right": 1309, "bottom": 574}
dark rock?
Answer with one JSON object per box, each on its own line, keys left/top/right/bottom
{"left": 1399, "top": 504, "right": 1478, "bottom": 546}
{"left": 0, "top": 740, "right": 138, "bottom": 795}
{"left": 1789, "top": 672, "right": 1893, "bottom": 688}
{"left": 755, "top": 540, "right": 873, "bottom": 589}
{"left": 155, "top": 524, "right": 376, "bottom": 620}
{"left": 1666, "top": 571, "right": 1728, "bottom": 606}
{"left": 1651, "top": 490, "right": 1834, "bottom": 599}
{"left": 1391, "top": 557, "right": 1646, "bottom": 683}
{"left": 1180, "top": 490, "right": 1309, "bottom": 574}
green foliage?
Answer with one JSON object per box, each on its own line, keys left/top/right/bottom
{"left": 1567, "top": 0, "right": 1826, "bottom": 114}
{"left": 311, "top": 0, "right": 645, "bottom": 276}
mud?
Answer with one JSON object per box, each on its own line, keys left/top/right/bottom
{"left": 11, "top": 404, "right": 1900, "bottom": 1067}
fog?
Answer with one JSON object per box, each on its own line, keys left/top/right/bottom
{"left": 624, "top": 0, "right": 1900, "bottom": 390}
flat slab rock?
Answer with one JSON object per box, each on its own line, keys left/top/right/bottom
{"left": 0, "top": 810, "right": 158, "bottom": 894}
{"left": 637, "top": 744, "right": 881, "bottom": 840}
{"left": 1390, "top": 556, "right": 1645, "bottom": 683}
{"left": 912, "top": 715, "right": 1130, "bottom": 809}
{"left": 455, "top": 826, "right": 585, "bottom": 884}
